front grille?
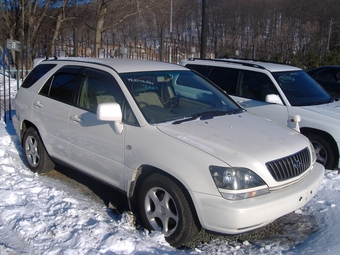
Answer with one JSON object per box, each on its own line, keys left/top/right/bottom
{"left": 266, "top": 147, "right": 311, "bottom": 182}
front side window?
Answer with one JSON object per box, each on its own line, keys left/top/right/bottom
{"left": 272, "top": 71, "right": 333, "bottom": 106}
{"left": 78, "top": 69, "right": 121, "bottom": 112}
{"left": 314, "top": 68, "right": 340, "bottom": 84}
{"left": 237, "top": 70, "right": 279, "bottom": 101}
{"left": 120, "top": 70, "right": 242, "bottom": 124}
{"left": 77, "top": 68, "right": 137, "bottom": 125}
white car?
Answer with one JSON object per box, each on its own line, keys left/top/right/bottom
{"left": 13, "top": 57, "right": 324, "bottom": 247}
{"left": 181, "top": 58, "right": 340, "bottom": 170}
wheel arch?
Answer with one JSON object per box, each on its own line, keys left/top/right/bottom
{"left": 128, "top": 165, "right": 201, "bottom": 228}
{"left": 19, "top": 120, "right": 39, "bottom": 146}
{"left": 300, "top": 127, "right": 339, "bottom": 167}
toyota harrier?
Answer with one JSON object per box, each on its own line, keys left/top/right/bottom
{"left": 13, "top": 57, "right": 324, "bottom": 247}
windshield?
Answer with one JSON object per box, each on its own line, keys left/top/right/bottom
{"left": 120, "top": 70, "right": 242, "bottom": 124}
{"left": 272, "top": 70, "right": 333, "bottom": 106}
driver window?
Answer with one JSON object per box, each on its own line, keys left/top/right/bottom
{"left": 79, "top": 72, "right": 118, "bottom": 112}
{"left": 314, "top": 70, "right": 336, "bottom": 82}
{"left": 78, "top": 68, "right": 138, "bottom": 125}
{"left": 238, "top": 71, "right": 278, "bottom": 101}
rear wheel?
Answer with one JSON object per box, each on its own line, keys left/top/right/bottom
{"left": 139, "top": 173, "right": 200, "bottom": 247}
{"left": 306, "top": 133, "right": 336, "bottom": 170}
{"left": 23, "top": 127, "right": 55, "bottom": 173}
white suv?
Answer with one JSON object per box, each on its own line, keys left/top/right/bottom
{"left": 181, "top": 58, "right": 340, "bottom": 170}
{"left": 13, "top": 57, "right": 324, "bottom": 247}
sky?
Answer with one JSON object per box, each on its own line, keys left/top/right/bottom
{"left": 1, "top": 73, "right": 340, "bottom": 254}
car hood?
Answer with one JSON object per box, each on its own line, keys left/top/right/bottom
{"left": 302, "top": 100, "right": 340, "bottom": 118}
{"left": 156, "top": 112, "right": 308, "bottom": 168}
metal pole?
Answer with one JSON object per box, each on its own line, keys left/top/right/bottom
{"left": 170, "top": 0, "right": 172, "bottom": 34}
{"left": 160, "top": 29, "right": 165, "bottom": 62}
{"left": 9, "top": 51, "right": 12, "bottom": 120}
{"left": 327, "top": 17, "right": 333, "bottom": 52}
{"left": 200, "top": 0, "right": 207, "bottom": 59}
{"left": 3, "top": 42, "right": 7, "bottom": 123}
{"left": 169, "top": 0, "right": 173, "bottom": 63}
{"left": 1, "top": 41, "right": 4, "bottom": 121}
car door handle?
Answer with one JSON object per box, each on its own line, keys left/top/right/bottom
{"left": 33, "top": 101, "right": 43, "bottom": 108}
{"left": 69, "top": 115, "right": 84, "bottom": 123}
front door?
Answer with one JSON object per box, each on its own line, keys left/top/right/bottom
{"left": 68, "top": 67, "right": 126, "bottom": 189}
{"left": 232, "top": 70, "right": 290, "bottom": 128}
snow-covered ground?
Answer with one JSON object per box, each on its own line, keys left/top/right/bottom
{"left": 1, "top": 74, "right": 340, "bottom": 254}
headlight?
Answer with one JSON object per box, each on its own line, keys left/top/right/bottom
{"left": 209, "top": 166, "right": 269, "bottom": 200}
{"left": 310, "top": 141, "right": 317, "bottom": 164}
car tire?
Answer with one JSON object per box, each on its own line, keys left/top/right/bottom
{"left": 23, "top": 127, "right": 55, "bottom": 173}
{"left": 306, "top": 133, "right": 336, "bottom": 170}
{"left": 139, "top": 173, "right": 200, "bottom": 247}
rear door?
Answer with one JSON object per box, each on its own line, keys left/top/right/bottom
{"left": 32, "top": 65, "right": 81, "bottom": 162}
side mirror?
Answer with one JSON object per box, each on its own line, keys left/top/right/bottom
{"left": 97, "top": 102, "right": 124, "bottom": 134}
{"left": 292, "top": 114, "right": 301, "bottom": 132}
{"left": 265, "top": 94, "right": 283, "bottom": 105}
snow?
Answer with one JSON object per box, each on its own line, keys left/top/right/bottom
{"left": 1, "top": 74, "right": 340, "bottom": 254}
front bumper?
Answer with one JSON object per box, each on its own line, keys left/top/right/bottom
{"left": 191, "top": 162, "right": 324, "bottom": 234}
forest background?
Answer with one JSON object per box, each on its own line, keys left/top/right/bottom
{"left": 1, "top": 0, "right": 340, "bottom": 74}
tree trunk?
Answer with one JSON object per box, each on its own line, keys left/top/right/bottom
{"left": 94, "top": 0, "right": 108, "bottom": 57}
{"left": 51, "top": 0, "right": 69, "bottom": 56}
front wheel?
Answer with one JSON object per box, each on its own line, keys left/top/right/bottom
{"left": 306, "top": 133, "right": 336, "bottom": 170}
{"left": 23, "top": 127, "right": 55, "bottom": 173}
{"left": 139, "top": 173, "right": 200, "bottom": 247}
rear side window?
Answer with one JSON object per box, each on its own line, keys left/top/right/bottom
{"left": 21, "top": 64, "right": 56, "bottom": 88}
{"left": 39, "top": 66, "right": 81, "bottom": 105}
{"left": 186, "top": 64, "right": 239, "bottom": 94}
{"left": 206, "top": 67, "right": 239, "bottom": 94}
{"left": 186, "top": 64, "right": 211, "bottom": 77}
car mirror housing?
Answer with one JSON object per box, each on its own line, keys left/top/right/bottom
{"left": 265, "top": 94, "right": 283, "bottom": 105}
{"left": 97, "top": 102, "right": 124, "bottom": 134}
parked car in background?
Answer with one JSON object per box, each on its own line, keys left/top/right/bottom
{"left": 13, "top": 57, "right": 324, "bottom": 247}
{"left": 307, "top": 66, "right": 340, "bottom": 98}
{"left": 181, "top": 58, "right": 340, "bottom": 170}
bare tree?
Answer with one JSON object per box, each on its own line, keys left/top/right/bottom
{"left": 84, "top": 0, "right": 165, "bottom": 57}
{"left": 0, "top": 0, "right": 25, "bottom": 72}
{"left": 24, "top": 0, "right": 52, "bottom": 67}
{"left": 2, "top": 0, "right": 340, "bottom": 69}
{"left": 49, "top": 0, "right": 70, "bottom": 56}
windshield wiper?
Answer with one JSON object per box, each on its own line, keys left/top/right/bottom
{"left": 172, "top": 110, "right": 237, "bottom": 125}
{"left": 311, "top": 97, "right": 336, "bottom": 105}
{"left": 172, "top": 113, "right": 201, "bottom": 125}
{"left": 227, "top": 108, "right": 245, "bottom": 115}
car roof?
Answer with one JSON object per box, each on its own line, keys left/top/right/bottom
{"left": 38, "top": 57, "right": 188, "bottom": 73}
{"left": 181, "top": 58, "right": 302, "bottom": 72}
